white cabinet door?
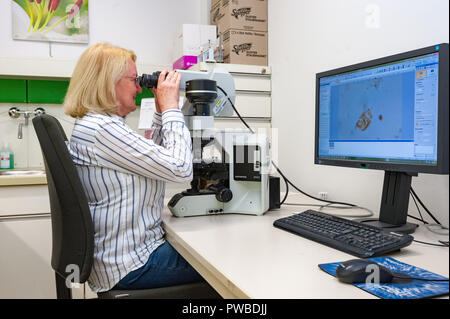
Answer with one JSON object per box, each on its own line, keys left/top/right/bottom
{"left": 233, "top": 73, "right": 271, "bottom": 92}
{"left": 234, "top": 92, "right": 271, "bottom": 118}
{"left": 0, "top": 215, "right": 56, "bottom": 298}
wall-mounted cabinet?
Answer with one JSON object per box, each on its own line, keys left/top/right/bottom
{"left": 0, "top": 79, "right": 27, "bottom": 103}
{"left": 28, "top": 80, "right": 70, "bottom": 104}
{"left": 0, "top": 78, "right": 153, "bottom": 106}
{"left": 0, "top": 78, "right": 70, "bottom": 104}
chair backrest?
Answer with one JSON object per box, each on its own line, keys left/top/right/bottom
{"left": 32, "top": 114, "right": 94, "bottom": 284}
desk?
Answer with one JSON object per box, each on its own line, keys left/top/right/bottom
{"left": 162, "top": 194, "right": 449, "bottom": 299}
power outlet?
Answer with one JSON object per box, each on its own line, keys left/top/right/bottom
{"left": 318, "top": 192, "right": 328, "bottom": 200}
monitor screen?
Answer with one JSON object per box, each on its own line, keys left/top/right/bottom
{"left": 315, "top": 44, "right": 448, "bottom": 174}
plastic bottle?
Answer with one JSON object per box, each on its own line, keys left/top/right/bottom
{"left": 0, "top": 143, "right": 14, "bottom": 169}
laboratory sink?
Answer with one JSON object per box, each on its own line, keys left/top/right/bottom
{"left": 0, "top": 169, "right": 45, "bottom": 176}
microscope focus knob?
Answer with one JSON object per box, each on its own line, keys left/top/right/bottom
{"left": 215, "top": 188, "right": 233, "bottom": 203}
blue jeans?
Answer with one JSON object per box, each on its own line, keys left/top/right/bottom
{"left": 112, "top": 241, "right": 204, "bottom": 290}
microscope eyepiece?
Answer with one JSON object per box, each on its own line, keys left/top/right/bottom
{"left": 137, "top": 71, "right": 162, "bottom": 89}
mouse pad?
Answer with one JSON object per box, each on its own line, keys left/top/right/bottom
{"left": 318, "top": 256, "right": 449, "bottom": 299}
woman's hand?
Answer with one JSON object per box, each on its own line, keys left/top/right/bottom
{"left": 155, "top": 70, "right": 181, "bottom": 113}
{"left": 152, "top": 87, "right": 161, "bottom": 113}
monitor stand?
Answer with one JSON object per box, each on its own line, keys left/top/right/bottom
{"left": 357, "top": 171, "right": 418, "bottom": 234}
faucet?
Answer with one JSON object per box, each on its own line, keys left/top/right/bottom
{"left": 18, "top": 123, "right": 23, "bottom": 139}
{"left": 9, "top": 107, "right": 45, "bottom": 139}
{"left": 23, "top": 111, "right": 30, "bottom": 126}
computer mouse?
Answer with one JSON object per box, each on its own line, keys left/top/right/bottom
{"left": 335, "top": 259, "right": 394, "bottom": 284}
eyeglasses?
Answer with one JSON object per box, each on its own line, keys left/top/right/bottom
{"left": 125, "top": 76, "right": 140, "bottom": 87}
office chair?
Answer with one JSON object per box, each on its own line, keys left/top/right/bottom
{"left": 32, "top": 114, "right": 220, "bottom": 299}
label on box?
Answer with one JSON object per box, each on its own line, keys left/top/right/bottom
{"left": 222, "top": 29, "right": 268, "bottom": 65}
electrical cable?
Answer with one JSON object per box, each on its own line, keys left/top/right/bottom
{"left": 217, "top": 86, "right": 255, "bottom": 134}
{"left": 217, "top": 85, "right": 357, "bottom": 208}
{"left": 410, "top": 187, "right": 449, "bottom": 236}
{"left": 284, "top": 202, "right": 374, "bottom": 218}
{"left": 413, "top": 239, "right": 449, "bottom": 247}
{"left": 422, "top": 220, "right": 449, "bottom": 235}
{"left": 425, "top": 224, "right": 449, "bottom": 236}
{"left": 408, "top": 190, "right": 448, "bottom": 243}
{"left": 280, "top": 177, "right": 289, "bottom": 205}
{"left": 318, "top": 202, "right": 374, "bottom": 218}
{"left": 408, "top": 203, "right": 449, "bottom": 236}
{"left": 410, "top": 187, "right": 442, "bottom": 225}
{"left": 407, "top": 191, "right": 448, "bottom": 244}
{"left": 409, "top": 189, "right": 425, "bottom": 224}
{"left": 272, "top": 160, "right": 356, "bottom": 207}
{"left": 407, "top": 214, "right": 426, "bottom": 224}
{"left": 391, "top": 274, "right": 449, "bottom": 281}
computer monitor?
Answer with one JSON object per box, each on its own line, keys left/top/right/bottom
{"left": 315, "top": 43, "right": 449, "bottom": 234}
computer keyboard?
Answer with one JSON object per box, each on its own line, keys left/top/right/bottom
{"left": 273, "top": 210, "right": 414, "bottom": 258}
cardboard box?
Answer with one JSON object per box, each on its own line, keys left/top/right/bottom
{"left": 210, "top": 0, "right": 268, "bottom": 33}
{"left": 172, "top": 24, "right": 217, "bottom": 61}
{"left": 210, "top": 0, "right": 221, "bottom": 8}
{"left": 222, "top": 29, "right": 268, "bottom": 66}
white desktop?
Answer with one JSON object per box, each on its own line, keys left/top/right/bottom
{"left": 162, "top": 193, "right": 449, "bottom": 299}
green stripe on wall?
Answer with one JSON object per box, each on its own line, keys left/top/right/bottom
{"left": 27, "top": 80, "right": 70, "bottom": 104}
{"left": 0, "top": 79, "right": 27, "bottom": 103}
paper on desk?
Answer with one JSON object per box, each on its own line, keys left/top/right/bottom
{"left": 138, "top": 98, "right": 156, "bottom": 129}
{"left": 138, "top": 97, "right": 185, "bottom": 129}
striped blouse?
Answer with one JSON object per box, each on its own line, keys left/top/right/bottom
{"left": 67, "top": 109, "right": 193, "bottom": 292}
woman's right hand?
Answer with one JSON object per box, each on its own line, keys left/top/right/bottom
{"left": 155, "top": 70, "right": 181, "bottom": 112}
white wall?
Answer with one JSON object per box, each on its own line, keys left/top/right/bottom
{"left": 1, "top": 0, "right": 209, "bottom": 63}
{"left": 269, "top": 0, "right": 449, "bottom": 227}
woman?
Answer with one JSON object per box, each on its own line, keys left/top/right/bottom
{"left": 64, "top": 42, "right": 203, "bottom": 293}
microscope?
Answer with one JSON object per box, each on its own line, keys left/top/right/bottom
{"left": 138, "top": 68, "right": 275, "bottom": 217}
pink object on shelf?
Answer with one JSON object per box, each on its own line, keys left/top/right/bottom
{"left": 172, "top": 55, "right": 198, "bottom": 70}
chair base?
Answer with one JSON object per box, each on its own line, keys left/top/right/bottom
{"left": 55, "top": 273, "right": 72, "bottom": 299}
{"left": 97, "top": 282, "right": 222, "bottom": 299}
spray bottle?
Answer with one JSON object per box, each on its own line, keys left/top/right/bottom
{"left": 0, "top": 142, "right": 14, "bottom": 169}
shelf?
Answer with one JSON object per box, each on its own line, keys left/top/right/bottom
{"left": 190, "top": 62, "right": 271, "bottom": 75}
{"left": 0, "top": 172, "right": 47, "bottom": 186}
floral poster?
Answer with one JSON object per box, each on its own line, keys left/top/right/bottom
{"left": 12, "top": 0, "right": 89, "bottom": 43}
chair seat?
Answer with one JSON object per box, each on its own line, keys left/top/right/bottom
{"left": 97, "top": 282, "right": 221, "bottom": 299}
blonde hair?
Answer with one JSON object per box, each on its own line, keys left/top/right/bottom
{"left": 64, "top": 42, "right": 137, "bottom": 118}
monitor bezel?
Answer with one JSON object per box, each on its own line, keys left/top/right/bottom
{"left": 314, "top": 43, "right": 449, "bottom": 174}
